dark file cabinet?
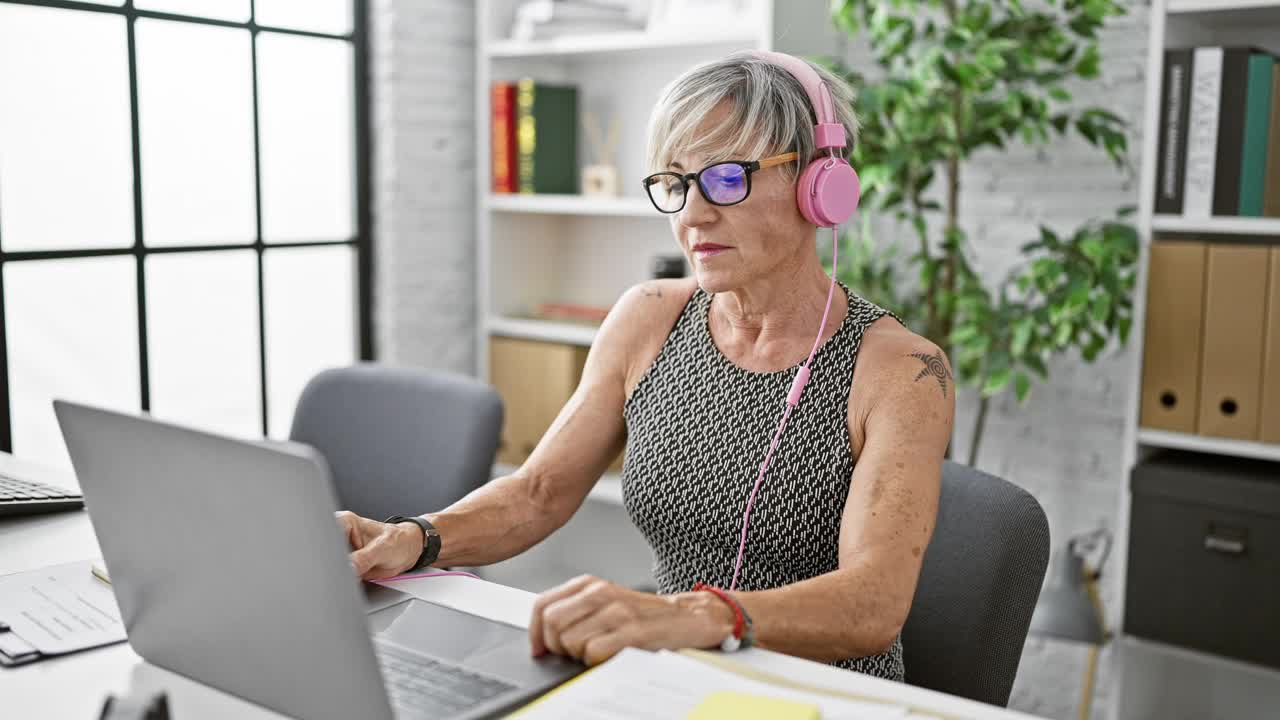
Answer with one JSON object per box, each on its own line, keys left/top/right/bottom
{"left": 1125, "top": 450, "right": 1280, "bottom": 669}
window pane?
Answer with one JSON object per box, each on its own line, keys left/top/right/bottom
{"left": 137, "top": 20, "right": 256, "bottom": 247}
{"left": 256, "top": 33, "right": 354, "bottom": 243}
{"left": 135, "top": 0, "right": 250, "bottom": 22}
{"left": 255, "top": 0, "right": 351, "bottom": 35}
{"left": 146, "top": 251, "right": 261, "bottom": 438}
{"left": 263, "top": 245, "right": 356, "bottom": 437}
{"left": 5, "top": 258, "right": 140, "bottom": 470}
{"left": 0, "top": 6, "right": 133, "bottom": 251}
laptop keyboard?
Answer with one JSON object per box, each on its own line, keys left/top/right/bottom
{"left": 375, "top": 639, "right": 518, "bottom": 718}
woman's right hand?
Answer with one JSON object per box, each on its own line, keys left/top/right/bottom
{"left": 335, "top": 511, "right": 423, "bottom": 581}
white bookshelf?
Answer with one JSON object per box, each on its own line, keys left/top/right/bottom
{"left": 1115, "top": 1, "right": 1280, "bottom": 716}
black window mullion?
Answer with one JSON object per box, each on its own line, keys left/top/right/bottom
{"left": 250, "top": 0, "right": 269, "bottom": 437}
{"left": 125, "top": 3, "right": 151, "bottom": 413}
{"left": 354, "top": 0, "right": 372, "bottom": 361}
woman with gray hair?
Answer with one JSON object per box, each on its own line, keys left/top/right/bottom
{"left": 336, "top": 51, "right": 953, "bottom": 682}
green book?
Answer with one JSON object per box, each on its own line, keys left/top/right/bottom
{"left": 1238, "top": 54, "right": 1275, "bottom": 216}
{"left": 515, "top": 79, "right": 578, "bottom": 195}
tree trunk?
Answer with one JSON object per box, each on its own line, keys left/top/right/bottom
{"left": 968, "top": 395, "right": 990, "bottom": 466}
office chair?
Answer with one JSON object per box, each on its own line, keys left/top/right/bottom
{"left": 900, "top": 460, "right": 1051, "bottom": 707}
{"left": 289, "top": 364, "right": 503, "bottom": 524}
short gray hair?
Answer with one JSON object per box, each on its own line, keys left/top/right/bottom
{"left": 644, "top": 51, "right": 859, "bottom": 182}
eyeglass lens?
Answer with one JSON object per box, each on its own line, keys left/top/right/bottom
{"left": 648, "top": 162, "right": 748, "bottom": 212}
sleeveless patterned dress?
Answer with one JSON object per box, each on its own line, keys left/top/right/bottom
{"left": 621, "top": 281, "right": 905, "bottom": 681}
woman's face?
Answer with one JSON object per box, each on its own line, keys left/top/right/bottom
{"left": 667, "top": 107, "right": 810, "bottom": 294}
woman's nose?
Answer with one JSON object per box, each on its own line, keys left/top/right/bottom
{"left": 678, "top": 180, "right": 717, "bottom": 227}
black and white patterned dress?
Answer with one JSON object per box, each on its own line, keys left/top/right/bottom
{"left": 621, "top": 281, "right": 905, "bottom": 681}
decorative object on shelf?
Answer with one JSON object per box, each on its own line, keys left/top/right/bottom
{"left": 533, "top": 301, "right": 612, "bottom": 324}
{"left": 516, "top": 79, "right": 579, "bottom": 194}
{"left": 651, "top": 254, "right": 686, "bottom": 279}
{"left": 1029, "top": 528, "right": 1112, "bottom": 720}
{"left": 581, "top": 110, "right": 620, "bottom": 197}
{"left": 829, "top": 0, "right": 1139, "bottom": 466}
{"left": 645, "top": 0, "right": 762, "bottom": 34}
{"left": 509, "top": 0, "right": 647, "bottom": 42}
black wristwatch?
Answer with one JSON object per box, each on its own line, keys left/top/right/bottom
{"left": 383, "top": 515, "right": 441, "bottom": 571}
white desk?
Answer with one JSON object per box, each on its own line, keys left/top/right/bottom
{"left": 0, "top": 455, "right": 1043, "bottom": 720}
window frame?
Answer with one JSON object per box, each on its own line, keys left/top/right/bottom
{"left": 0, "top": 0, "right": 374, "bottom": 449}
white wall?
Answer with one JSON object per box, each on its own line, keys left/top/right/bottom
{"left": 369, "top": 2, "right": 1151, "bottom": 718}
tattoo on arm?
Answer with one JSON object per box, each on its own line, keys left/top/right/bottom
{"left": 910, "top": 350, "right": 952, "bottom": 398}
{"left": 642, "top": 284, "right": 662, "bottom": 298}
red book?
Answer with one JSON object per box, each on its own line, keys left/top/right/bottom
{"left": 491, "top": 83, "right": 518, "bottom": 193}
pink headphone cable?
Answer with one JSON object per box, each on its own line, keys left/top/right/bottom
{"left": 728, "top": 224, "right": 839, "bottom": 592}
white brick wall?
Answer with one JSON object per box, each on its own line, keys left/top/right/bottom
{"left": 369, "top": 3, "right": 1152, "bottom": 718}
{"left": 371, "top": 0, "right": 477, "bottom": 374}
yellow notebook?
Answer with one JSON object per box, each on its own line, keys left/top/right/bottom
{"left": 686, "top": 691, "right": 821, "bottom": 720}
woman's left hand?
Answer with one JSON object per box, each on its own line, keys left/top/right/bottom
{"left": 528, "top": 575, "right": 736, "bottom": 665}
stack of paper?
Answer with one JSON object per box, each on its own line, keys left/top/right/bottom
{"left": 508, "top": 647, "right": 913, "bottom": 719}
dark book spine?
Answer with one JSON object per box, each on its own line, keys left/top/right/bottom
{"left": 532, "top": 85, "right": 578, "bottom": 195}
{"left": 1212, "top": 48, "right": 1253, "bottom": 216}
{"left": 1156, "top": 49, "right": 1193, "bottom": 214}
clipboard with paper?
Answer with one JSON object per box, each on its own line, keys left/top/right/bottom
{"left": 0, "top": 559, "right": 126, "bottom": 667}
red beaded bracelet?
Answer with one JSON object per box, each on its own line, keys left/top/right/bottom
{"left": 692, "top": 582, "right": 754, "bottom": 651}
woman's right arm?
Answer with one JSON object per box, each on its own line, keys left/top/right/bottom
{"left": 340, "top": 281, "right": 684, "bottom": 579}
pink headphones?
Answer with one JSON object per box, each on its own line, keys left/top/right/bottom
{"left": 747, "top": 50, "right": 861, "bottom": 228}
{"left": 720, "top": 52, "right": 862, "bottom": 593}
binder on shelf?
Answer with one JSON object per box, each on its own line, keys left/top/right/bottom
{"left": 1212, "top": 48, "right": 1257, "bottom": 217}
{"left": 1197, "top": 243, "right": 1269, "bottom": 440}
{"left": 1183, "top": 47, "right": 1223, "bottom": 219}
{"left": 1155, "top": 49, "right": 1193, "bottom": 215}
{"left": 1265, "top": 62, "right": 1280, "bottom": 219}
{"left": 1140, "top": 240, "right": 1207, "bottom": 433}
{"left": 1238, "top": 54, "right": 1276, "bottom": 217}
{"left": 1261, "top": 248, "right": 1280, "bottom": 443}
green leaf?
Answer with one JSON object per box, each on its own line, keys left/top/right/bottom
{"left": 982, "top": 367, "right": 1013, "bottom": 397}
{"left": 1014, "top": 372, "right": 1032, "bottom": 403}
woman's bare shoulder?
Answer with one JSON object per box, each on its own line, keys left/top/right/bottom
{"left": 848, "top": 316, "right": 955, "bottom": 452}
{"left": 590, "top": 277, "right": 700, "bottom": 390}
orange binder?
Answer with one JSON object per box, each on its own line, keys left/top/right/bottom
{"left": 1261, "top": 248, "right": 1280, "bottom": 443}
{"left": 1198, "top": 244, "right": 1270, "bottom": 440}
{"left": 1140, "top": 241, "right": 1207, "bottom": 433}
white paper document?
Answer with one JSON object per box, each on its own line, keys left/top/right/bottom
{"left": 512, "top": 647, "right": 909, "bottom": 719}
{"left": 0, "top": 559, "right": 125, "bottom": 654}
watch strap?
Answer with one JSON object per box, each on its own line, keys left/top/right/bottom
{"left": 383, "top": 515, "right": 441, "bottom": 571}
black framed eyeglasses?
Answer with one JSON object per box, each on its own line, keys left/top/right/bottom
{"left": 641, "top": 151, "right": 797, "bottom": 214}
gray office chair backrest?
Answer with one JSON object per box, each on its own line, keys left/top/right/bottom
{"left": 901, "top": 460, "right": 1050, "bottom": 707}
{"left": 289, "top": 364, "right": 503, "bottom": 522}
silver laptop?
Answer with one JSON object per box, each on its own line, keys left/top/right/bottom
{"left": 53, "top": 399, "right": 580, "bottom": 720}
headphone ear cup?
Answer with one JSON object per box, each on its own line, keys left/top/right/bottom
{"left": 796, "top": 158, "right": 860, "bottom": 227}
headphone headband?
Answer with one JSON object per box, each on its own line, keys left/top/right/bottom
{"left": 746, "top": 50, "right": 845, "bottom": 150}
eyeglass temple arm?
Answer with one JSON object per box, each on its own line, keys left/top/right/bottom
{"left": 756, "top": 152, "right": 799, "bottom": 170}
